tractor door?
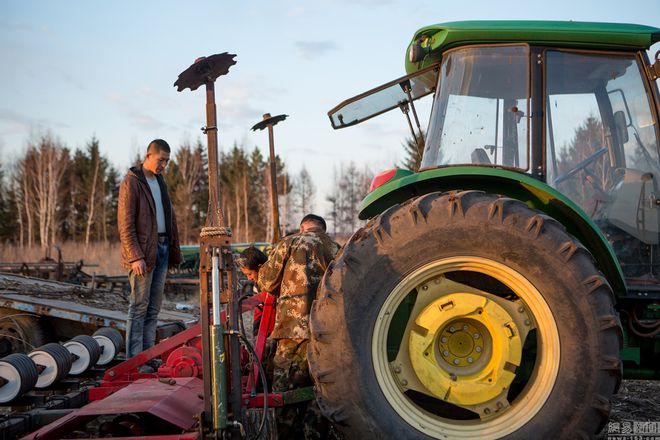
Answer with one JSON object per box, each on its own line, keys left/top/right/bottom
{"left": 544, "top": 49, "right": 660, "bottom": 284}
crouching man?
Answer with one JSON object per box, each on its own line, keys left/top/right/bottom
{"left": 258, "top": 214, "right": 340, "bottom": 439}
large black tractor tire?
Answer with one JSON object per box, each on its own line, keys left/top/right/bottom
{"left": 308, "top": 191, "right": 622, "bottom": 440}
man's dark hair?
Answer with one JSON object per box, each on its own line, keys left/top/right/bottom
{"left": 236, "top": 246, "right": 267, "bottom": 271}
{"left": 300, "top": 214, "right": 326, "bottom": 232}
{"left": 147, "top": 139, "right": 171, "bottom": 154}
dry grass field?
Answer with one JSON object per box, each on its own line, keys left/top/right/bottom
{"left": 0, "top": 242, "right": 124, "bottom": 276}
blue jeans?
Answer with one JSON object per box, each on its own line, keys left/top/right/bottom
{"left": 126, "top": 241, "right": 169, "bottom": 358}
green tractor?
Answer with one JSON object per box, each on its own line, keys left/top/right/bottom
{"left": 308, "top": 21, "right": 660, "bottom": 439}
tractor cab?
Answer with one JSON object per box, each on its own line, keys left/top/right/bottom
{"left": 329, "top": 21, "right": 660, "bottom": 290}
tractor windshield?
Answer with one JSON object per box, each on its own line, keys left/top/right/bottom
{"left": 421, "top": 45, "right": 530, "bottom": 170}
{"left": 544, "top": 50, "right": 660, "bottom": 281}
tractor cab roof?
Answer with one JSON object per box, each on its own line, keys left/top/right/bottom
{"left": 406, "top": 20, "right": 660, "bottom": 74}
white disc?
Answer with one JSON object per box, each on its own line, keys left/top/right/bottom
{"left": 93, "top": 335, "right": 117, "bottom": 366}
{"left": 28, "top": 351, "right": 59, "bottom": 388}
{"left": 0, "top": 360, "right": 22, "bottom": 403}
{"left": 63, "top": 341, "right": 92, "bottom": 375}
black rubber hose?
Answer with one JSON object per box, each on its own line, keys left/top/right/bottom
{"left": 228, "top": 330, "right": 269, "bottom": 440}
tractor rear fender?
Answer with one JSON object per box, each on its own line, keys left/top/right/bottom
{"left": 359, "top": 166, "right": 626, "bottom": 295}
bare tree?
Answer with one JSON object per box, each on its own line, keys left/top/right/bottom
{"left": 12, "top": 159, "right": 34, "bottom": 247}
{"left": 170, "top": 143, "right": 204, "bottom": 244}
{"left": 326, "top": 162, "right": 373, "bottom": 235}
{"left": 84, "top": 148, "right": 101, "bottom": 248}
{"left": 296, "top": 166, "right": 315, "bottom": 217}
{"left": 22, "top": 136, "right": 69, "bottom": 251}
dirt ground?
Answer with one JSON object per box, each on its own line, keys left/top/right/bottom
{"left": 607, "top": 380, "right": 660, "bottom": 433}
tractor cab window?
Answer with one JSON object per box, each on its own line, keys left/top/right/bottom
{"left": 545, "top": 50, "right": 660, "bottom": 280}
{"left": 421, "top": 45, "right": 530, "bottom": 170}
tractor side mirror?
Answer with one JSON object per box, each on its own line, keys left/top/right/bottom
{"left": 650, "top": 50, "right": 660, "bottom": 80}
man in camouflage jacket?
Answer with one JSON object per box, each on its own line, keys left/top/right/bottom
{"left": 258, "top": 214, "right": 340, "bottom": 438}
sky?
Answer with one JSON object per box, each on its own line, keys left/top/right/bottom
{"left": 1, "top": 0, "right": 659, "bottom": 217}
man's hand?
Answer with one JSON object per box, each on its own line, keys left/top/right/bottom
{"left": 131, "top": 259, "right": 147, "bottom": 276}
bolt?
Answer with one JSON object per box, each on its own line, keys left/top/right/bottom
{"left": 497, "top": 401, "right": 504, "bottom": 409}
{"left": 473, "top": 333, "right": 480, "bottom": 339}
{"left": 449, "top": 326, "right": 455, "bottom": 332}
{"left": 441, "top": 337, "right": 448, "bottom": 343}
{"left": 463, "top": 325, "right": 468, "bottom": 331}
{"left": 524, "top": 319, "right": 531, "bottom": 326}
{"left": 422, "top": 285, "right": 428, "bottom": 290}
{"left": 443, "top": 350, "right": 449, "bottom": 357}
{"left": 453, "top": 359, "right": 460, "bottom": 365}
{"left": 434, "top": 278, "right": 441, "bottom": 284}
{"left": 109, "top": 371, "right": 115, "bottom": 377}
{"left": 484, "top": 408, "right": 491, "bottom": 415}
{"left": 394, "top": 366, "right": 401, "bottom": 374}
{"left": 476, "top": 346, "right": 482, "bottom": 353}
{"left": 467, "top": 357, "right": 473, "bottom": 363}
{"left": 518, "top": 306, "right": 524, "bottom": 313}
{"left": 401, "top": 379, "right": 408, "bottom": 386}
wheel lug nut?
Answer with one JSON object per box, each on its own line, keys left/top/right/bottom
{"left": 463, "top": 325, "right": 468, "bottom": 331}
{"left": 518, "top": 306, "right": 524, "bottom": 313}
{"left": 441, "top": 337, "right": 448, "bottom": 343}
{"left": 467, "top": 357, "right": 473, "bottom": 363}
{"left": 453, "top": 359, "right": 460, "bottom": 365}
{"left": 524, "top": 320, "right": 530, "bottom": 326}
{"left": 443, "top": 350, "right": 449, "bottom": 357}
{"left": 449, "top": 326, "right": 455, "bottom": 332}
{"left": 475, "top": 346, "right": 482, "bottom": 353}
{"left": 473, "top": 333, "right": 480, "bottom": 339}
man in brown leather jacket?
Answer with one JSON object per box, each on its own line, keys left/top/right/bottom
{"left": 118, "top": 139, "right": 181, "bottom": 362}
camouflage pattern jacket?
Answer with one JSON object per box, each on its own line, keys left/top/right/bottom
{"left": 258, "top": 228, "right": 340, "bottom": 339}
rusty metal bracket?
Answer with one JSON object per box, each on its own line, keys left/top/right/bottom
{"left": 251, "top": 114, "right": 288, "bottom": 131}
{"left": 174, "top": 53, "right": 237, "bottom": 92}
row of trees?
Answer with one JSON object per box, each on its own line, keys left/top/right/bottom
{"left": 0, "top": 135, "right": 120, "bottom": 249}
{"left": 0, "top": 133, "right": 406, "bottom": 248}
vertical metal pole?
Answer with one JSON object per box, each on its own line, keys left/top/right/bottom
{"left": 203, "top": 78, "right": 227, "bottom": 432}
{"left": 206, "top": 81, "right": 223, "bottom": 227}
{"left": 175, "top": 53, "right": 238, "bottom": 438}
{"left": 264, "top": 113, "right": 281, "bottom": 243}
{"left": 226, "top": 249, "right": 243, "bottom": 425}
{"left": 210, "top": 252, "right": 227, "bottom": 430}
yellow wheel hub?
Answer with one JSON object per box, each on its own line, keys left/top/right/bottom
{"left": 440, "top": 320, "right": 483, "bottom": 366}
{"left": 375, "top": 257, "right": 560, "bottom": 439}
{"left": 409, "top": 293, "right": 522, "bottom": 406}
